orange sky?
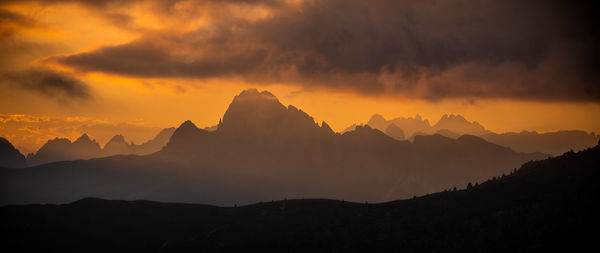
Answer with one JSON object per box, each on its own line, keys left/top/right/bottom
{"left": 1, "top": 1, "right": 599, "bottom": 154}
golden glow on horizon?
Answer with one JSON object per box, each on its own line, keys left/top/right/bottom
{"left": 1, "top": 1, "right": 599, "bottom": 154}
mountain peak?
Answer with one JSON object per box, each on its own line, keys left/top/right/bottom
{"left": 170, "top": 121, "right": 201, "bottom": 140}
{"left": 236, "top": 88, "right": 276, "bottom": 100}
{"left": 433, "top": 114, "right": 488, "bottom": 136}
{"left": 179, "top": 120, "right": 197, "bottom": 130}
{"left": 440, "top": 114, "right": 466, "bottom": 122}
{"left": 367, "top": 114, "right": 388, "bottom": 131}
{"left": 74, "top": 133, "right": 92, "bottom": 143}
{"left": 369, "top": 114, "right": 386, "bottom": 123}
{"left": 107, "top": 134, "right": 126, "bottom": 144}
{"left": 219, "top": 89, "right": 287, "bottom": 135}
{"left": 215, "top": 89, "right": 331, "bottom": 140}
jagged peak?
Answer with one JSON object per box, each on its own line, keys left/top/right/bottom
{"left": 454, "top": 114, "right": 466, "bottom": 121}
{"left": 220, "top": 89, "right": 301, "bottom": 134}
{"left": 47, "top": 137, "right": 72, "bottom": 145}
{"left": 234, "top": 88, "right": 277, "bottom": 101}
{"left": 222, "top": 89, "right": 286, "bottom": 121}
{"left": 355, "top": 124, "right": 375, "bottom": 131}
{"left": 179, "top": 120, "right": 198, "bottom": 130}
{"left": 437, "top": 113, "right": 471, "bottom": 124}
{"left": 107, "top": 134, "right": 126, "bottom": 144}
{"left": 369, "top": 113, "right": 386, "bottom": 122}
{"left": 75, "top": 133, "right": 92, "bottom": 143}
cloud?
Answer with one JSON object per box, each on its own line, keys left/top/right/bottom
{"left": 0, "top": 8, "right": 42, "bottom": 39}
{"left": 42, "top": 0, "right": 600, "bottom": 102}
{"left": 2, "top": 68, "right": 92, "bottom": 99}
{"left": 51, "top": 36, "right": 269, "bottom": 78}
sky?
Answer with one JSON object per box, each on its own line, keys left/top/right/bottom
{"left": 1, "top": 0, "right": 599, "bottom": 154}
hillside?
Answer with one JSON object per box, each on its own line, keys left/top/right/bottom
{"left": 1, "top": 141, "right": 597, "bottom": 252}
{"left": 0, "top": 137, "right": 26, "bottom": 168}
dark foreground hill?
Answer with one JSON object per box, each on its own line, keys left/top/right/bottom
{"left": 0, "top": 137, "right": 26, "bottom": 168}
{"left": 1, "top": 142, "right": 597, "bottom": 252}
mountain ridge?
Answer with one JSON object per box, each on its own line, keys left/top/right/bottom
{"left": 356, "top": 113, "right": 598, "bottom": 155}
{"left": 26, "top": 127, "right": 176, "bottom": 166}
{"left": 1, "top": 89, "right": 547, "bottom": 206}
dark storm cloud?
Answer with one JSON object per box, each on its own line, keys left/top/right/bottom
{"left": 0, "top": 0, "right": 280, "bottom": 8}
{"left": 48, "top": 0, "right": 600, "bottom": 102}
{"left": 0, "top": 8, "right": 43, "bottom": 38}
{"left": 52, "top": 37, "right": 269, "bottom": 78}
{"left": 2, "top": 68, "right": 92, "bottom": 99}
{"left": 0, "top": 9, "right": 36, "bottom": 26}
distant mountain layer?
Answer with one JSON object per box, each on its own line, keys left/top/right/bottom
{"left": 0, "top": 137, "right": 26, "bottom": 168}
{"left": 26, "top": 128, "right": 176, "bottom": 166}
{"left": 0, "top": 89, "right": 546, "bottom": 206}
{"left": 367, "top": 113, "right": 489, "bottom": 137}
{"left": 2, "top": 139, "right": 597, "bottom": 252}
{"left": 480, "top": 130, "right": 599, "bottom": 155}
{"left": 356, "top": 114, "right": 598, "bottom": 155}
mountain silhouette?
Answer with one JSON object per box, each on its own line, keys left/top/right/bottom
{"left": 26, "top": 134, "right": 102, "bottom": 166}
{"left": 2, "top": 140, "right": 597, "bottom": 252}
{"left": 341, "top": 123, "right": 361, "bottom": 133}
{"left": 1, "top": 89, "right": 546, "bottom": 205}
{"left": 367, "top": 114, "right": 431, "bottom": 137}
{"left": 26, "top": 128, "right": 176, "bottom": 166}
{"left": 480, "top": 130, "right": 599, "bottom": 155}
{"left": 102, "top": 134, "right": 130, "bottom": 156}
{"left": 384, "top": 123, "right": 405, "bottom": 140}
{"left": 433, "top": 113, "right": 489, "bottom": 136}
{"left": 359, "top": 113, "right": 598, "bottom": 155}
{"left": 217, "top": 88, "right": 332, "bottom": 139}
{"left": 0, "top": 137, "right": 26, "bottom": 168}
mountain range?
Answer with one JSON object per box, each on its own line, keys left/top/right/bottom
{"left": 2, "top": 137, "right": 597, "bottom": 252}
{"left": 0, "top": 89, "right": 547, "bottom": 206}
{"left": 25, "top": 128, "right": 175, "bottom": 166}
{"left": 351, "top": 114, "right": 598, "bottom": 155}
{"left": 8, "top": 97, "right": 596, "bottom": 167}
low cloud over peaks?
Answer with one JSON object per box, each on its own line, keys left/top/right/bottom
{"left": 43, "top": 0, "right": 599, "bottom": 102}
{"left": 2, "top": 68, "right": 92, "bottom": 99}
